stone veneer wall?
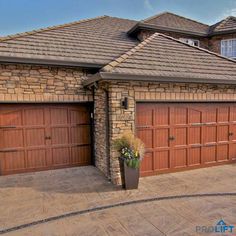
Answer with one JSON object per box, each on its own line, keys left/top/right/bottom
{"left": 100, "top": 80, "right": 236, "bottom": 184}
{"left": 93, "top": 82, "right": 110, "bottom": 177}
{"left": 0, "top": 63, "right": 92, "bottom": 102}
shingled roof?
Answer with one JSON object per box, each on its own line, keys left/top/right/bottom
{"left": 143, "top": 12, "right": 209, "bottom": 35}
{"left": 99, "top": 33, "right": 236, "bottom": 84}
{"left": 209, "top": 16, "right": 236, "bottom": 34}
{"left": 0, "top": 16, "right": 138, "bottom": 67}
{"left": 129, "top": 12, "right": 236, "bottom": 37}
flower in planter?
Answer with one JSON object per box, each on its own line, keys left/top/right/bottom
{"left": 113, "top": 132, "right": 145, "bottom": 169}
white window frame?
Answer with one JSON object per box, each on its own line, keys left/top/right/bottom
{"left": 221, "top": 39, "right": 236, "bottom": 59}
{"left": 179, "top": 38, "right": 200, "bottom": 47}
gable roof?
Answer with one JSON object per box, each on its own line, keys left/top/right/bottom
{"left": 98, "top": 33, "right": 236, "bottom": 84}
{"left": 0, "top": 16, "right": 138, "bottom": 67}
{"left": 143, "top": 12, "right": 209, "bottom": 35}
{"left": 209, "top": 16, "right": 236, "bottom": 35}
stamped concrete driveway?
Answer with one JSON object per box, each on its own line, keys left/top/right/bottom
{"left": 0, "top": 164, "right": 236, "bottom": 235}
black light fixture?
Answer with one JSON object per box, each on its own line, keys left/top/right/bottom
{"left": 121, "top": 97, "right": 129, "bottom": 109}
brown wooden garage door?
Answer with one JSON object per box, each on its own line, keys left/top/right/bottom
{"left": 0, "top": 104, "right": 92, "bottom": 175}
{"left": 136, "top": 103, "right": 236, "bottom": 177}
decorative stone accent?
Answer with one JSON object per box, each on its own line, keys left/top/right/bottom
{"left": 0, "top": 64, "right": 92, "bottom": 102}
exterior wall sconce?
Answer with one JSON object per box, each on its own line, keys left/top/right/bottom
{"left": 121, "top": 97, "right": 129, "bottom": 109}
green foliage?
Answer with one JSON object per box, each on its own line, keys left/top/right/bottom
{"left": 113, "top": 132, "right": 145, "bottom": 169}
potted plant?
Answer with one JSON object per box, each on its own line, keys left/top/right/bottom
{"left": 113, "top": 132, "right": 145, "bottom": 190}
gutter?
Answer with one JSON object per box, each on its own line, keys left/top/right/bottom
{"left": 83, "top": 72, "right": 236, "bottom": 86}
{"left": 0, "top": 56, "right": 104, "bottom": 69}
{"left": 208, "top": 29, "right": 236, "bottom": 36}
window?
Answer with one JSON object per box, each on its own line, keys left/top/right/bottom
{"left": 179, "top": 38, "right": 199, "bottom": 47}
{"left": 221, "top": 39, "right": 236, "bottom": 58}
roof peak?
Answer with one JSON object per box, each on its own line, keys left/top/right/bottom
{"left": 0, "top": 15, "right": 108, "bottom": 42}
{"left": 143, "top": 11, "right": 209, "bottom": 27}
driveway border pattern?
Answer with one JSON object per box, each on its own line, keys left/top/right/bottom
{"left": 1, "top": 192, "right": 236, "bottom": 235}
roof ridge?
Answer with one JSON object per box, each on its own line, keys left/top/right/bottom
{"left": 143, "top": 11, "right": 209, "bottom": 27}
{"left": 0, "top": 15, "right": 107, "bottom": 42}
{"left": 105, "top": 15, "right": 138, "bottom": 23}
{"left": 142, "top": 11, "right": 169, "bottom": 22}
{"left": 101, "top": 33, "right": 157, "bottom": 72}
{"left": 158, "top": 33, "right": 236, "bottom": 64}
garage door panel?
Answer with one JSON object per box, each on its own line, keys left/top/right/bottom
{"left": 218, "top": 107, "right": 230, "bottom": 122}
{"left": 154, "top": 150, "right": 170, "bottom": 170}
{"left": 140, "top": 152, "right": 153, "bottom": 173}
{"left": 229, "top": 143, "right": 236, "bottom": 160}
{"left": 172, "top": 149, "right": 187, "bottom": 168}
{"left": 189, "top": 108, "right": 202, "bottom": 124}
{"left": 1, "top": 129, "right": 24, "bottom": 148}
{"left": 202, "top": 146, "right": 217, "bottom": 163}
{"left": 71, "top": 146, "right": 91, "bottom": 165}
{"left": 71, "top": 108, "right": 90, "bottom": 125}
{"left": 203, "top": 126, "right": 217, "bottom": 144}
{"left": 136, "top": 106, "right": 153, "bottom": 126}
{"left": 26, "top": 128, "right": 46, "bottom": 147}
{"left": 26, "top": 149, "right": 48, "bottom": 168}
{"left": 171, "top": 107, "right": 187, "bottom": 125}
{"left": 24, "top": 108, "right": 45, "bottom": 125}
{"left": 155, "top": 107, "right": 169, "bottom": 125}
{"left": 51, "top": 127, "right": 69, "bottom": 145}
{"left": 217, "top": 145, "right": 229, "bottom": 161}
{"left": 218, "top": 125, "right": 229, "bottom": 142}
{"left": 155, "top": 128, "right": 169, "bottom": 148}
{"left": 173, "top": 127, "right": 187, "bottom": 146}
{"left": 71, "top": 126, "right": 91, "bottom": 145}
{"left": 137, "top": 103, "right": 235, "bottom": 177}
{"left": 52, "top": 147, "right": 70, "bottom": 165}
{"left": 203, "top": 107, "right": 217, "bottom": 123}
{"left": 230, "top": 125, "right": 236, "bottom": 141}
{"left": 50, "top": 108, "right": 68, "bottom": 125}
{"left": 230, "top": 107, "right": 236, "bottom": 122}
{"left": 0, "top": 151, "right": 25, "bottom": 172}
{"left": 189, "top": 147, "right": 201, "bottom": 166}
{"left": 137, "top": 129, "right": 153, "bottom": 148}
{"left": 0, "top": 109, "right": 23, "bottom": 126}
{"left": 189, "top": 127, "right": 201, "bottom": 145}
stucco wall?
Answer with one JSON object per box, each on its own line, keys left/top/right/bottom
{"left": 96, "top": 80, "right": 236, "bottom": 184}
{"left": 0, "top": 63, "right": 93, "bottom": 102}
